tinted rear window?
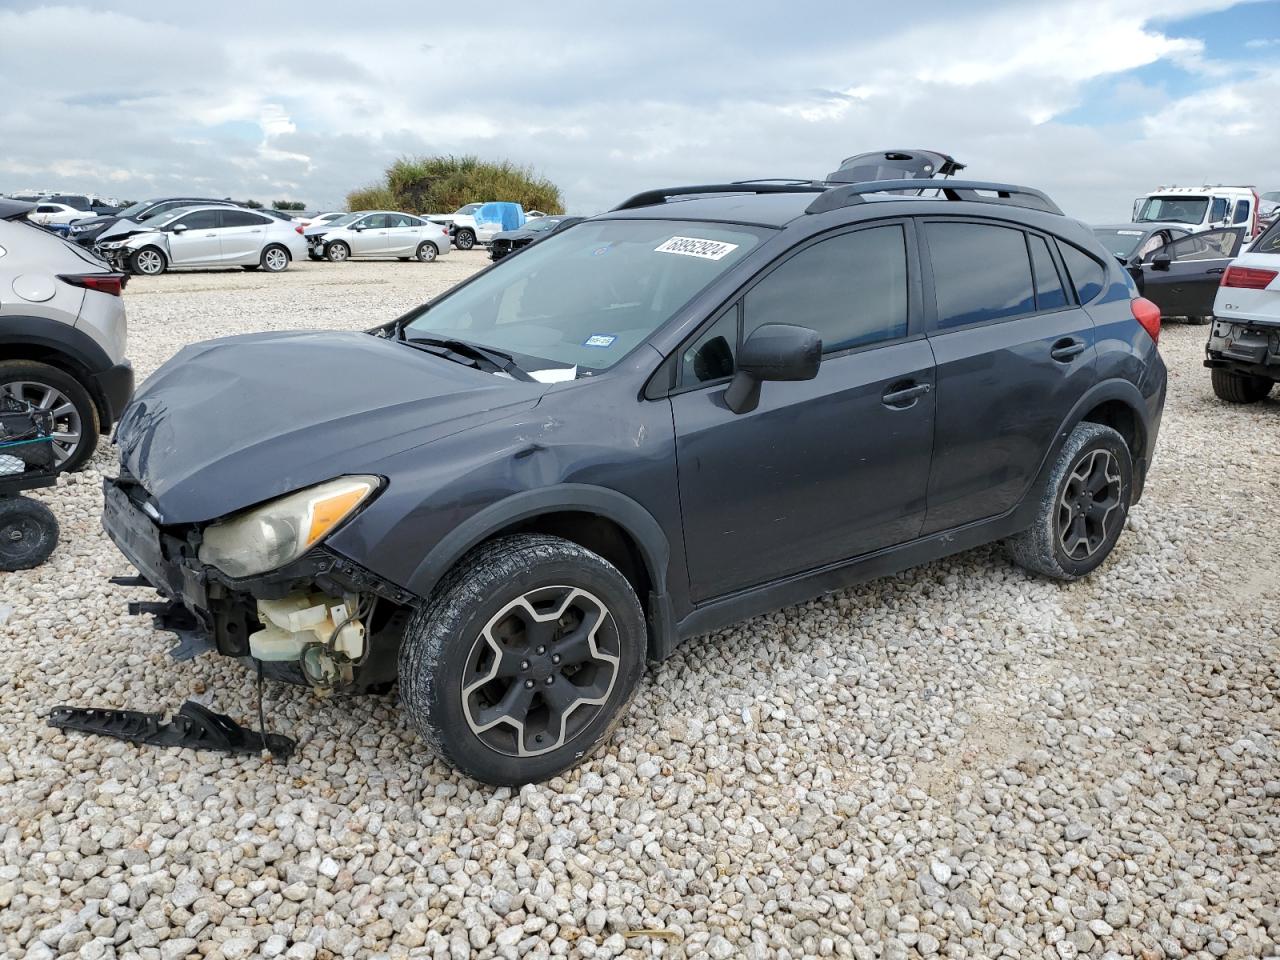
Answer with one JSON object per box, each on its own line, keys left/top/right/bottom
{"left": 927, "top": 222, "right": 1035, "bottom": 328}
{"left": 222, "top": 210, "right": 270, "bottom": 227}
{"left": 1057, "top": 242, "right": 1106, "bottom": 303}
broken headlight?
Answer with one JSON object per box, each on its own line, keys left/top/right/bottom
{"left": 198, "top": 476, "right": 380, "bottom": 578}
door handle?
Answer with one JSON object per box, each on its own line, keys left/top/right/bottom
{"left": 204, "top": 233, "right": 217, "bottom": 237}
{"left": 1206, "top": 267, "right": 1225, "bottom": 275}
{"left": 1050, "top": 338, "right": 1086, "bottom": 362}
{"left": 881, "top": 381, "right": 931, "bottom": 408}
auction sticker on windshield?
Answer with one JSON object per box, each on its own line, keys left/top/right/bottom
{"left": 655, "top": 236, "right": 740, "bottom": 261}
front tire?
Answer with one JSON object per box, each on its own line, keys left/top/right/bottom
{"left": 416, "top": 242, "right": 438, "bottom": 262}
{"left": 1211, "top": 368, "right": 1272, "bottom": 404}
{"left": 0, "top": 361, "right": 100, "bottom": 472}
{"left": 0, "top": 496, "right": 58, "bottom": 571}
{"left": 454, "top": 229, "right": 475, "bottom": 251}
{"left": 325, "top": 241, "right": 350, "bottom": 263}
{"left": 261, "top": 244, "right": 290, "bottom": 272}
{"left": 129, "top": 246, "right": 167, "bottom": 276}
{"left": 400, "top": 535, "right": 647, "bottom": 785}
{"left": 1005, "top": 422, "right": 1132, "bottom": 581}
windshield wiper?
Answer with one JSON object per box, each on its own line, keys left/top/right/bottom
{"left": 403, "top": 335, "right": 536, "bottom": 382}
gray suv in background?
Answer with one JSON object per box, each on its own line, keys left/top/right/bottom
{"left": 0, "top": 199, "right": 133, "bottom": 470}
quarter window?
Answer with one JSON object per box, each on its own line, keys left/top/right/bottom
{"left": 1210, "top": 197, "right": 1229, "bottom": 223}
{"left": 680, "top": 305, "right": 738, "bottom": 386}
{"left": 1057, "top": 242, "right": 1106, "bottom": 303}
{"left": 1232, "top": 199, "right": 1250, "bottom": 225}
{"left": 927, "top": 222, "right": 1035, "bottom": 328}
{"left": 743, "top": 224, "right": 909, "bottom": 353}
{"left": 1028, "top": 234, "right": 1068, "bottom": 311}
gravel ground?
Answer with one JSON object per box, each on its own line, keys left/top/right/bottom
{"left": 1, "top": 256, "right": 1277, "bottom": 960}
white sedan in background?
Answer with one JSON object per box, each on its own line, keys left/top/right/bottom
{"left": 27, "top": 201, "right": 93, "bottom": 227}
{"left": 304, "top": 211, "right": 452, "bottom": 262}
{"left": 97, "top": 205, "right": 308, "bottom": 275}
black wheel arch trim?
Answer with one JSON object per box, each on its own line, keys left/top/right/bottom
{"left": 404, "top": 483, "right": 676, "bottom": 659}
{"left": 0, "top": 314, "right": 119, "bottom": 422}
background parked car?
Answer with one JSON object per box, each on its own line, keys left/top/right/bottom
{"left": 489, "top": 215, "right": 583, "bottom": 260}
{"left": 0, "top": 198, "right": 133, "bottom": 471}
{"left": 28, "top": 202, "right": 93, "bottom": 228}
{"left": 98, "top": 205, "right": 307, "bottom": 276}
{"left": 42, "top": 194, "right": 120, "bottom": 216}
{"left": 1134, "top": 227, "right": 1245, "bottom": 324}
{"left": 1133, "top": 186, "right": 1261, "bottom": 237}
{"left": 305, "top": 211, "right": 451, "bottom": 263}
{"left": 302, "top": 211, "right": 345, "bottom": 228}
{"left": 67, "top": 197, "right": 239, "bottom": 248}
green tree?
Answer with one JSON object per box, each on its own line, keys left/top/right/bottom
{"left": 272, "top": 200, "right": 307, "bottom": 211}
{"left": 345, "top": 155, "right": 564, "bottom": 214}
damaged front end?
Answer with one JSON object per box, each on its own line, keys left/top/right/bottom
{"left": 103, "top": 473, "right": 418, "bottom": 695}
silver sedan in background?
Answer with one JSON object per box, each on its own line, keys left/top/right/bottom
{"left": 97, "top": 205, "right": 308, "bottom": 275}
{"left": 304, "top": 211, "right": 452, "bottom": 263}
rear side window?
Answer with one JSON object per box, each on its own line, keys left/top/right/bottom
{"left": 222, "top": 210, "right": 270, "bottom": 227}
{"left": 1251, "top": 219, "right": 1280, "bottom": 255}
{"left": 1028, "top": 235, "right": 1068, "bottom": 311}
{"left": 927, "top": 222, "right": 1035, "bottom": 328}
{"left": 1232, "top": 199, "right": 1250, "bottom": 225}
{"left": 743, "top": 224, "right": 909, "bottom": 353}
{"left": 1057, "top": 242, "right": 1106, "bottom": 303}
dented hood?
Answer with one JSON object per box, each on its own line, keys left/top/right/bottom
{"left": 115, "top": 330, "right": 543, "bottom": 523}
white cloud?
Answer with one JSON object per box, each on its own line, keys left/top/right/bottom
{"left": 0, "top": 0, "right": 1275, "bottom": 221}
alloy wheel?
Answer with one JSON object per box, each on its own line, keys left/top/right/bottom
{"left": 264, "top": 247, "right": 289, "bottom": 271}
{"left": 460, "top": 586, "right": 620, "bottom": 757}
{"left": 1056, "top": 448, "right": 1122, "bottom": 560}
{"left": 135, "top": 249, "right": 164, "bottom": 275}
{"left": 0, "top": 380, "right": 81, "bottom": 466}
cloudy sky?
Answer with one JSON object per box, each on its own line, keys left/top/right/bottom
{"left": 2, "top": 0, "right": 1277, "bottom": 221}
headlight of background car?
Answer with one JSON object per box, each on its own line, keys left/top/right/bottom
{"left": 198, "top": 476, "right": 380, "bottom": 578}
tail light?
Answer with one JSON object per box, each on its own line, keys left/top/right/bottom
{"left": 442, "top": 228, "right": 448, "bottom": 236}
{"left": 295, "top": 225, "right": 304, "bottom": 234}
{"left": 1132, "top": 296, "right": 1161, "bottom": 344}
{"left": 59, "top": 272, "right": 126, "bottom": 296}
{"left": 1221, "top": 265, "right": 1277, "bottom": 289}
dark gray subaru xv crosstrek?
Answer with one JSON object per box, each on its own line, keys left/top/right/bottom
{"left": 104, "top": 178, "right": 1167, "bottom": 785}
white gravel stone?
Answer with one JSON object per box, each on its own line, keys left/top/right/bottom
{"left": 0, "top": 268, "right": 1276, "bottom": 960}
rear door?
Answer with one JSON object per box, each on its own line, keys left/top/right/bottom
{"left": 1141, "top": 228, "right": 1243, "bottom": 318}
{"left": 165, "top": 209, "right": 222, "bottom": 265}
{"left": 671, "top": 220, "right": 936, "bottom": 601}
{"left": 218, "top": 209, "right": 272, "bottom": 263}
{"left": 384, "top": 214, "right": 423, "bottom": 255}
{"left": 920, "top": 219, "right": 1097, "bottom": 534}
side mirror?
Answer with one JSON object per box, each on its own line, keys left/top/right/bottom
{"left": 723, "top": 323, "right": 822, "bottom": 415}
{"left": 1150, "top": 253, "right": 1171, "bottom": 271}
{"left": 353, "top": 224, "right": 366, "bottom": 231}
{"left": 171, "top": 223, "right": 188, "bottom": 234}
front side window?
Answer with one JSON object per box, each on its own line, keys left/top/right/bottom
{"left": 404, "top": 219, "right": 765, "bottom": 373}
{"left": 743, "top": 225, "right": 909, "bottom": 352}
{"left": 173, "top": 210, "right": 220, "bottom": 231}
{"left": 927, "top": 222, "right": 1035, "bottom": 328}
{"left": 1165, "top": 230, "right": 1238, "bottom": 261}
{"left": 1232, "top": 200, "right": 1250, "bottom": 225}
{"left": 1210, "top": 197, "right": 1229, "bottom": 223}
{"left": 358, "top": 214, "right": 388, "bottom": 229}
{"left": 1057, "top": 242, "right": 1106, "bottom": 303}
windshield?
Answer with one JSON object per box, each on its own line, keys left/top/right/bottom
{"left": 115, "top": 199, "right": 157, "bottom": 219}
{"left": 524, "top": 218, "right": 559, "bottom": 232}
{"left": 404, "top": 219, "right": 766, "bottom": 373}
{"left": 454, "top": 203, "right": 482, "bottom": 215}
{"left": 1136, "top": 196, "right": 1208, "bottom": 225}
{"left": 1092, "top": 228, "right": 1149, "bottom": 258}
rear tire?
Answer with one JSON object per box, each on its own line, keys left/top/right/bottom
{"left": 399, "top": 534, "right": 646, "bottom": 785}
{"left": 1211, "top": 368, "right": 1272, "bottom": 404}
{"left": 0, "top": 360, "right": 100, "bottom": 472}
{"left": 261, "top": 244, "right": 290, "bottom": 272}
{"left": 454, "top": 229, "right": 475, "bottom": 251}
{"left": 0, "top": 496, "right": 58, "bottom": 571}
{"left": 416, "top": 242, "right": 438, "bottom": 263}
{"left": 1005, "top": 422, "right": 1132, "bottom": 581}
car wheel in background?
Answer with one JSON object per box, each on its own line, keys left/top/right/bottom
{"left": 416, "top": 242, "right": 438, "bottom": 263}
{"left": 1211, "top": 369, "right": 1273, "bottom": 404}
{"left": 325, "top": 241, "right": 350, "bottom": 263}
{"left": 308, "top": 252, "right": 325, "bottom": 262}
{"left": 454, "top": 229, "right": 475, "bottom": 251}
{"left": 242, "top": 265, "right": 260, "bottom": 271}
{"left": 399, "top": 534, "right": 647, "bottom": 785}
{"left": 0, "top": 361, "right": 101, "bottom": 472}
{"left": 1005, "top": 422, "right": 1133, "bottom": 581}
{"left": 129, "top": 247, "right": 167, "bottom": 276}
{"left": 0, "top": 497, "right": 59, "bottom": 571}
{"left": 261, "top": 245, "right": 290, "bottom": 273}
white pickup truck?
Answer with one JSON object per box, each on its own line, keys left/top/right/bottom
{"left": 1133, "top": 185, "right": 1262, "bottom": 238}
{"left": 428, "top": 203, "right": 538, "bottom": 250}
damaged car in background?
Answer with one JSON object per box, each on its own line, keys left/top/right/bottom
{"left": 102, "top": 175, "right": 1166, "bottom": 785}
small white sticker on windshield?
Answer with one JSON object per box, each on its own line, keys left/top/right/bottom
{"left": 655, "top": 236, "right": 739, "bottom": 261}
{"left": 1117, "top": 230, "right": 1143, "bottom": 236}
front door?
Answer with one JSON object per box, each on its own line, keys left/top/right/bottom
{"left": 165, "top": 209, "right": 222, "bottom": 266}
{"left": 920, "top": 220, "right": 1099, "bottom": 533}
{"left": 1141, "top": 228, "right": 1244, "bottom": 319}
{"left": 671, "top": 222, "right": 936, "bottom": 602}
{"left": 350, "top": 214, "right": 389, "bottom": 256}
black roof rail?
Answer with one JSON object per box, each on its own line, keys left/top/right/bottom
{"left": 612, "top": 182, "right": 828, "bottom": 211}
{"left": 806, "top": 179, "right": 1063, "bottom": 216}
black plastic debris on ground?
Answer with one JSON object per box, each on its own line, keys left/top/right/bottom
{"left": 47, "top": 701, "right": 294, "bottom": 759}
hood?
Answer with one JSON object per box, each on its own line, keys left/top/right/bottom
{"left": 115, "top": 330, "right": 544, "bottom": 523}
{"left": 95, "top": 218, "right": 148, "bottom": 243}
{"left": 68, "top": 214, "right": 116, "bottom": 229}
